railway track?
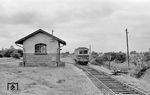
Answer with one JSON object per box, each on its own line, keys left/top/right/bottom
{"left": 75, "top": 64, "right": 148, "bottom": 95}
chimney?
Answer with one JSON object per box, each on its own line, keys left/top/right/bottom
{"left": 52, "top": 29, "right": 54, "bottom": 35}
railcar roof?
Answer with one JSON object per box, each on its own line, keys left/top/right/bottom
{"left": 75, "top": 47, "right": 89, "bottom": 50}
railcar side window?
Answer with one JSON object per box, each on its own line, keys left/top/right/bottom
{"left": 35, "top": 43, "right": 47, "bottom": 54}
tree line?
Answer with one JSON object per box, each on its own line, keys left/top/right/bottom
{"left": 91, "top": 51, "right": 126, "bottom": 65}
{"left": 0, "top": 45, "right": 23, "bottom": 59}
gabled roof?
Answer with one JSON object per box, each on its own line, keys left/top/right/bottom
{"left": 15, "top": 29, "right": 66, "bottom": 45}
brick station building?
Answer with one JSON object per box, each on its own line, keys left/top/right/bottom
{"left": 15, "top": 29, "right": 66, "bottom": 67}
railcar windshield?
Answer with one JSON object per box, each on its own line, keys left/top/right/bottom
{"left": 79, "top": 49, "right": 88, "bottom": 54}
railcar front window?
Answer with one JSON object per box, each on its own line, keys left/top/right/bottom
{"left": 79, "top": 50, "right": 83, "bottom": 54}
{"left": 79, "top": 50, "right": 88, "bottom": 54}
{"left": 84, "top": 50, "right": 88, "bottom": 54}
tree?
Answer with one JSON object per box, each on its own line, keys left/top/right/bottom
{"left": 143, "top": 52, "right": 150, "bottom": 62}
{"left": 11, "top": 52, "right": 20, "bottom": 59}
{"left": 115, "top": 52, "right": 126, "bottom": 63}
{"left": 130, "top": 51, "right": 137, "bottom": 54}
{"left": 0, "top": 46, "right": 23, "bottom": 58}
{"left": 103, "top": 52, "right": 116, "bottom": 61}
{"left": 3, "top": 49, "right": 14, "bottom": 57}
{"left": 0, "top": 53, "right": 3, "bottom": 58}
{"left": 10, "top": 45, "right": 15, "bottom": 50}
{"left": 91, "top": 51, "right": 99, "bottom": 58}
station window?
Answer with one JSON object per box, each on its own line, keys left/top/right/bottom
{"left": 35, "top": 43, "right": 47, "bottom": 54}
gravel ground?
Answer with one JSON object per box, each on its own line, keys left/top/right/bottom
{"left": 0, "top": 58, "right": 103, "bottom": 95}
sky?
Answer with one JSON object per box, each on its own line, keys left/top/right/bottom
{"left": 0, "top": 0, "right": 150, "bottom": 53}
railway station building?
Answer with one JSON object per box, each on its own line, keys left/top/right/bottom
{"left": 15, "top": 29, "right": 66, "bottom": 67}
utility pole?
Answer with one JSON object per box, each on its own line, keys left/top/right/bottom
{"left": 89, "top": 45, "right": 91, "bottom": 61}
{"left": 108, "top": 55, "right": 111, "bottom": 70}
{"left": 89, "top": 45, "right": 91, "bottom": 54}
{"left": 125, "top": 28, "right": 130, "bottom": 69}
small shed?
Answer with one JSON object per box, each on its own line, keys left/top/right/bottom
{"left": 15, "top": 29, "right": 66, "bottom": 67}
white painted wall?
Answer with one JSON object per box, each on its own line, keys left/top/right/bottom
{"left": 23, "top": 33, "right": 58, "bottom": 53}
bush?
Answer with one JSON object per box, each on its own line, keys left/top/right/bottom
{"left": 0, "top": 53, "right": 3, "bottom": 58}
{"left": 91, "top": 51, "right": 99, "bottom": 59}
{"left": 136, "top": 66, "right": 149, "bottom": 78}
{"left": 102, "top": 52, "right": 126, "bottom": 63}
{"left": 143, "top": 52, "right": 150, "bottom": 62}
{"left": 11, "top": 52, "right": 20, "bottom": 59}
{"left": 1, "top": 46, "right": 23, "bottom": 58}
{"left": 130, "top": 51, "right": 137, "bottom": 54}
{"left": 132, "top": 65, "right": 150, "bottom": 78}
{"left": 3, "top": 49, "right": 14, "bottom": 57}
{"left": 115, "top": 52, "right": 126, "bottom": 63}
{"left": 103, "top": 52, "right": 116, "bottom": 61}
{"left": 95, "top": 56, "right": 104, "bottom": 65}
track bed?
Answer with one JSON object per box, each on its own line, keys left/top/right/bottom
{"left": 75, "top": 65, "right": 148, "bottom": 95}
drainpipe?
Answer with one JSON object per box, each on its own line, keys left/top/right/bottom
{"left": 57, "top": 43, "right": 65, "bottom": 67}
{"left": 15, "top": 43, "right": 26, "bottom": 67}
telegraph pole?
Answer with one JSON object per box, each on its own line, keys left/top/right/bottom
{"left": 89, "top": 45, "right": 91, "bottom": 61}
{"left": 125, "top": 28, "right": 130, "bottom": 69}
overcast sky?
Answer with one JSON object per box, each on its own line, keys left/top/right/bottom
{"left": 0, "top": 0, "right": 150, "bottom": 52}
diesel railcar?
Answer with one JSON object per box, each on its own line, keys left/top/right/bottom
{"left": 74, "top": 47, "right": 89, "bottom": 65}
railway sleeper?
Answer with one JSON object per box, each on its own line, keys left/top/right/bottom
{"left": 109, "top": 85, "right": 128, "bottom": 89}
{"left": 96, "top": 77, "right": 115, "bottom": 79}
{"left": 103, "top": 82, "right": 124, "bottom": 85}
{"left": 105, "top": 84, "right": 126, "bottom": 87}
{"left": 109, "top": 87, "right": 132, "bottom": 90}
{"left": 113, "top": 89, "right": 140, "bottom": 94}
{"left": 99, "top": 80, "right": 118, "bottom": 82}
{"left": 96, "top": 76, "right": 114, "bottom": 78}
{"left": 115, "top": 92, "right": 136, "bottom": 94}
{"left": 103, "top": 82, "right": 121, "bottom": 84}
{"left": 94, "top": 76, "right": 109, "bottom": 78}
{"left": 109, "top": 88, "right": 130, "bottom": 91}
{"left": 113, "top": 90, "right": 135, "bottom": 93}
{"left": 106, "top": 86, "right": 128, "bottom": 89}
{"left": 97, "top": 79, "right": 115, "bottom": 81}
{"left": 98, "top": 78, "right": 116, "bottom": 81}
{"left": 114, "top": 91, "right": 134, "bottom": 93}
{"left": 86, "top": 69, "right": 105, "bottom": 74}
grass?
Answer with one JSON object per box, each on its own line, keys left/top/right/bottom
{"left": 91, "top": 53, "right": 150, "bottom": 78}
{"left": 0, "top": 57, "right": 102, "bottom": 95}
{"left": 104, "top": 61, "right": 135, "bottom": 71}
